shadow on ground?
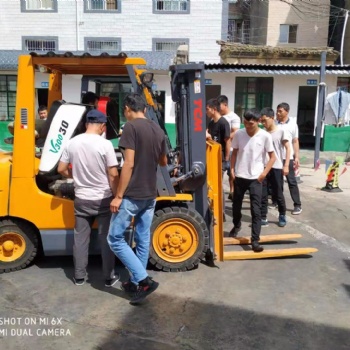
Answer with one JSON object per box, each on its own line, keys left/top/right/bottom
{"left": 94, "top": 295, "right": 350, "bottom": 350}
{"left": 2, "top": 255, "right": 348, "bottom": 350}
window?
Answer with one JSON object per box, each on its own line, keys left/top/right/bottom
{"left": 0, "top": 76, "right": 17, "bottom": 121}
{"left": 228, "top": 19, "right": 250, "bottom": 44}
{"left": 85, "top": 0, "right": 121, "bottom": 12}
{"left": 153, "top": 38, "right": 189, "bottom": 53}
{"left": 234, "top": 77, "right": 273, "bottom": 118}
{"left": 23, "top": 37, "right": 58, "bottom": 52}
{"left": 21, "top": 0, "right": 57, "bottom": 12}
{"left": 85, "top": 38, "right": 121, "bottom": 52}
{"left": 279, "top": 24, "right": 298, "bottom": 44}
{"left": 337, "top": 77, "right": 350, "bottom": 92}
{"left": 153, "top": 0, "right": 190, "bottom": 14}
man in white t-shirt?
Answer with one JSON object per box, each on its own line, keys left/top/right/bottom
{"left": 230, "top": 109, "right": 276, "bottom": 252}
{"left": 58, "top": 109, "right": 119, "bottom": 287}
{"left": 276, "top": 102, "right": 302, "bottom": 215}
{"left": 217, "top": 95, "right": 241, "bottom": 200}
{"left": 260, "top": 108, "right": 291, "bottom": 228}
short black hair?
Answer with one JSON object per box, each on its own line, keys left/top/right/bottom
{"left": 217, "top": 95, "right": 229, "bottom": 105}
{"left": 243, "top": 109, "right": 260, "bottom": 121}
{"left": 206, "top": 98, "right": 220, "bottom": 111}
{"left": 82, "top": 91, "right": 99, "bottom": 105}
{"left": 123, "top": 93, "right": 147, "bottom": 112}
{"left": 260, "top": 107, "right": 275, "bottom": 118}
{"left": 38, "top": 105, "right": 47, "bottom": 113}
{"left": 277, "top": 102, "right": 290, "bottom": 112}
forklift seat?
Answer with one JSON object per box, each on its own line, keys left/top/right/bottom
{"left": 38, "top": 103, "right": 88, "bottom": 174}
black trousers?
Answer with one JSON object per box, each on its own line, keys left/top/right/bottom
{"left": 232, "top": 177, "right": 262, "bottom": 242}
{"left": 284, "top": 159, "right": 301, "bottom": 207}
{"left": 261, "top": 168, "right": 286, "bottom": 218}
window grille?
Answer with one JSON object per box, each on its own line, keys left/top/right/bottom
{"left": 155, "top": 0, "right": 188, "bottom": 12}
{"left": 155, "top": 41, "right": 188, "bottom": 52}
{"left": 25, "top": 0, "right": 54, "bottom": 10}
{"left": 228, "top": 19, "right": 250, "bottom": 44}
{"left": 87, "top": 0, "right": 118, "bottom": 10}
{"left": 87, "top": 40, "right": 119, "bottom": 51}
{"left": 25, "top": 39, "right": 57, "bottom": 51}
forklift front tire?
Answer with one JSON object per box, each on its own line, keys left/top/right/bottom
{"left": 0, "top": 219, "right": 38, "bottom": 273}
{"left": 149, "top": 207, "right": 209, "bottom": 272}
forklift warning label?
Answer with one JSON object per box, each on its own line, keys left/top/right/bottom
{"left": 194, "top": 79, "right": 201, "bottom": 93}
{"left": 0, "top": 317, "right": 71, "bottom": 337}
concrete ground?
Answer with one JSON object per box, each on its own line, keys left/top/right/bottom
{"left": 1, "top": 150, "right": 350, "bottom": 350}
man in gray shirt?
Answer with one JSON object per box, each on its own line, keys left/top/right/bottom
{"left": 58, "top": 109, "right": 119, "bottom": 287}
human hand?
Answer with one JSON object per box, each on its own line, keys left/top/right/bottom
{"left": 282, "top": 166, "right": 289, "bottom": 176}
{"left": 294, "top": 158, "right": 300, "bottom": 168}
{"left": 257, "top": 172, "right": 266, "bottom": 183}
{"left": 223, "top": 160, "right": 230, "bottom": 172}
{"left": 110, "top": 197, "right": 122, "bottom": 213}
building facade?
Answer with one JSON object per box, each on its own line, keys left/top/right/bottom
{"left": 1, "top": 0, "right": 350, "bottom": 151}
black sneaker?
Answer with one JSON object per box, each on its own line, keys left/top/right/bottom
{"left": 291, "top": 207, "right": 302, "bottom": 215}
{"left": 73, "top": 277, "right": 85, "bottom": 286}
{"left": 251, "top": 241, "right": 264, "bottom": 253}
{"left": 121, "top": 280, "right": 138, "bottom": 294}
{"left": 105, "top": 274, "right": 120, "bottom": 288}
{"left": 130, "top": 277, "right": 159, "bottom": 305}
{"left": 261, "top": 219, "right": 269, "bottom": 227}
{"left": 229, "top": 226, "right": 241, "bottom": 238}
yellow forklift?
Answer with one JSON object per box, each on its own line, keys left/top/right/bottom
{"left": 0, "top": 52, "right": 317, "bottom": 274}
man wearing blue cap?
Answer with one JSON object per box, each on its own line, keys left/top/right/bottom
{"left": 58, "top": 109, "right": 119, "bottom": 287}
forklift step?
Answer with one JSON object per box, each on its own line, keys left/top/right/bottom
{"left": 223, "top": 247, "right": 318, "bottom": 260}
{"left": 223, "top": 234, "right": 302, "bottom": 246}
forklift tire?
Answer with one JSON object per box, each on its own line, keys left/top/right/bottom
{"left": 149, "top": 207, "right": 209, "bottom": 272}
{"left": 0, "top": 219, "right": 38, "bottom": 274}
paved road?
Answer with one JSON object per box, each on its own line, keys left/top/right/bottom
{"left": 1, "top": 157, "right": 350, "bottom": 350}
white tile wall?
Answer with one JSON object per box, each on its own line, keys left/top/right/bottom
{"left": 0, "top": 1, "right": 223, "bottom": 63}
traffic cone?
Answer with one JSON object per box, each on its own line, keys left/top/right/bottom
{"left": 321, "top": 161, "right": 343, "bottom": 192}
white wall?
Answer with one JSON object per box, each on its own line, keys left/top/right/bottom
{"left": 266, "top": 0, "right": 330, "bottom": 47}
{"left": 202, "top": 71, "right": 339, "bottom": 123}
{"left": 5, "top": 68, "right": 342, "bottom": 126}
{"left": 0, "top": 1, "right": 222, "bottom": 63}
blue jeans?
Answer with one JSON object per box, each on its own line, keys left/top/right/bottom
{"left": 107, "top": 197, "right": 156, "bottom": 285}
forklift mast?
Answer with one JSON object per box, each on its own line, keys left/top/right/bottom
{"left": 169, "top": 63, "right": 209, "bottom": 226}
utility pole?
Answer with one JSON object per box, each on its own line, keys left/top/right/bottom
{"left": 340, "top": 10, "right": 349, "bottom": 66}
{"left": 314, "top": 51, "right": 327, "bottom": 168}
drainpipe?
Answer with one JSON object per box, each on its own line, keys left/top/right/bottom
{"left": 76, "top": 0, "right": 79, "bottom": 51}
{"left": 340, "top": 10, "right": 349, "bottom": 66}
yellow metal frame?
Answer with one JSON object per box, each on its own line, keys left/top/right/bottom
{"left": 4, "top": 54, "right": 149, "bottom": 230}
{"left": 0, "top": 155, "right": 11, "bottom": 217}
{"left": 206, "top": 140, "right": 224, "bottom": 262}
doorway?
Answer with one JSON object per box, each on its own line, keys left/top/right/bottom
{"left": 297, "top": 86, "right": 317, "bottom": 148}
{"left": 37, "top": 88, "right": 48, "bottom": 107}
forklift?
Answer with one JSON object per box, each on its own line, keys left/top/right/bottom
{"left": 0, "top": 51, "right": 317, "bottom": 274}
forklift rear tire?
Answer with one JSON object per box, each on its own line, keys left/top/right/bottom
{"left": 149, "top": 207, "right": 209, "bottom": 272}
{"left": 0, "top": 219, "right": 38, "bottom": 273}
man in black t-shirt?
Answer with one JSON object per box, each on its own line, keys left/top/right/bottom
{"left": 206, "top": 98, "right": 231, "bottom": 173}
{"left": 108, "top": 93, "right": 167, "bottom": 305}
{"left": 206, "top": 98, "right": 231, "bottom": 222}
